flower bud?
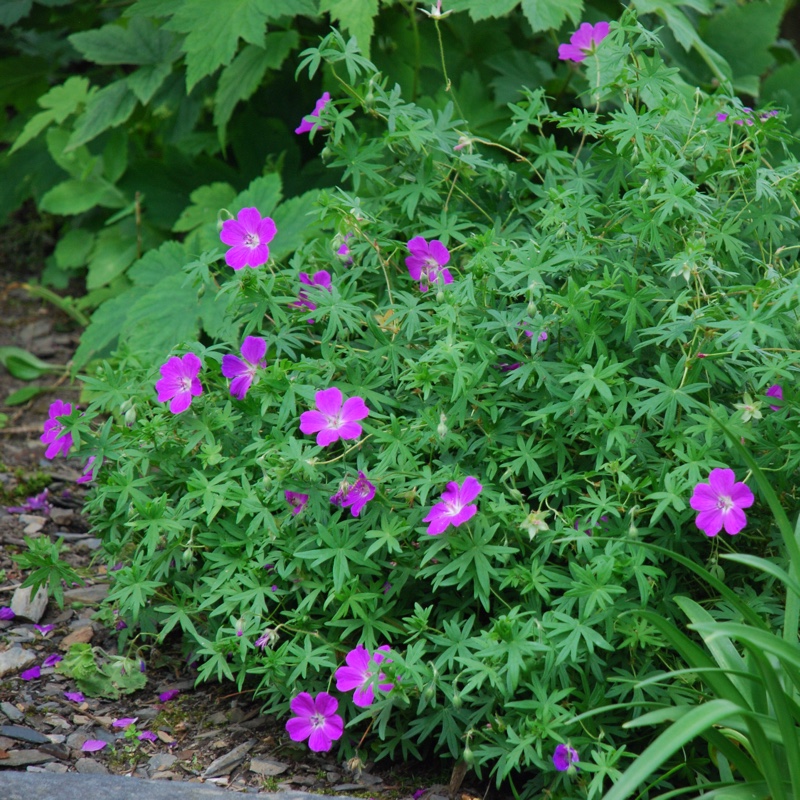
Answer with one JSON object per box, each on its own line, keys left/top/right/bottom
{"left": 124, "top": 405, "right": 137, "bottom": 427}
{"left": 452, "top": 692, "right": 462, "bottom": 709}
{"left": 437, "top": 413, "right": 448, "bottom": 439}
{"left": 462, "top": 745, "right": 474, "bottom": 766}
{"left": 436, "top": 289, "right": 444, "bottom": 302}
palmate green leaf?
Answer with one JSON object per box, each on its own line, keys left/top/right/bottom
{"left": 69, "top": 16, "right": 182, "bottom": 66}
{"left": 0, "top": 0, "right": 32, "bottom": 27}
{"left": 270, "top": 190, "right": 322, "bottom": 260}
{"left": 447, "top": 0, "right": 519, "bottom": 21}
{"left": 173, "top": 182, "right": 236, "bottom": 233}
{"left": 521, "top": 0, "right": 582, "bottom": 33}
{"left": 214, "top": 32, "right": 299, "bottom": 137}
{"left": 320, "top": 0, "right": 378, "bottom": 58}
{"left": 67, "top": 81, "right": 138, "bottom": 150}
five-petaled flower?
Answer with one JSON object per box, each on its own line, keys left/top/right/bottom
{"left": 285, "top": 491, "right": 309, "bottom": 516}
{"left": 423, "top": 476, "right": 482, "bottom": 535}
{"left": 335, "top": 644, "right": 393, "bottom": 707}
{"left": 405, "top": 237, "right": 453, "bottom": 292}
{"left": 331, "top": 471, "right": 376, "bottom": 517}
{"left": 220, "top": 207, "right": 277, "bottom": 270}
{"left": 553, "top": 743, "right": 579, "bottom": 772}
{"left": 41, "top": 399, "right": 74, "bottom": 459}
{"left": 558, "top": 21, "right": 610, "bottom": 62}
{"left": 295, "top": 92, "right": 331, "bottom": 135}
{"left": 222, "top": 336, "right": 267, "bottom": 400}
{"left": 285, "top": 691, "right": 344, "bottom": 752}
{"left": 291, "top": 271, "right": 332, "bottom": 323}
{"left": 299, "top": 387, "right": 369, "bottom": 447}
{"left": 155, "top": 353, "right": 203, "bottom": 414}
{"left": 766, "top": 384, "right": 783, "bottom": 411}
{"left": 690, "top": 468, "right": 754, "bottom": 537}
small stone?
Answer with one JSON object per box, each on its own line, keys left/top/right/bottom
{"left": 202, "top": 739, "right": 255, "bottom": 778}
{"left": 0, "top": 647, "right": 36, "bottom": 678}
{"left": 0, "top": 702, "right": 24, "bottom": 722}
{"left": 49, "top": 508, "right": 72, "bottom": 523}
{"left": 41, "top": 761, "right": 69, "bottom": 773}
{"left": 207, "top": 711, "right": 227, "bottom": 725}
{"left": 292, "top": 776, "right": 318, "bottom": 787}
{"left": 333, "top": 784, "right": 364, "bottom": 792}
{"left": 59, "top": 625, "right": 94, "bottom": 650}
{"left": 23, "top": 522, "right": 43, "bottom": 535}
{"left": 75, "top": 757, "right": 109, "bottom": 774}
{"left": 66, "top": 731, "right": 90, "bottom": 750}
{"left": 149, "top": 753, "right": 178, "bottom": 771}
{"left": 62, "top": 584, "right": 109, "bottom": 604}
{"left": 151, "top": 770, "right": 180, "bottom": 780}
{"left": 46, "top": 734, "right": 66, "bottom": 744}
{"left": 157, "top": 730, "right": 176, "bottom": 744}
{"left": 249, "top": 757, "right": 289, "bottom": 777}
{"left": 0, "top": 749, "right": 51, "bottom": 767}
{"left": 0, "top": 725, "right": 51, "bottom": 745}
{"left": 10, "top": 584, "right": 48, "bottom": 623}
{"left": 18, "top": 514, "right": 46, "bottom": 527}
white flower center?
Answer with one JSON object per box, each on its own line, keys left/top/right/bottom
{"left": 716, "top": 494, "right": 734, "bottom": 514}
{"left": 444, "top": 500, "right": 463, "bottom": 518}
{"left": 325, "top": 412, "right": 343, "bottom": 429}
{"left": 310, "top": 712, "right": 326, "bottom": 730}
{"left": 244, "top": 233, "right": 260, "bottom": 249}
{"left": 180, "top": 376, "right": 192, "bottom": 393}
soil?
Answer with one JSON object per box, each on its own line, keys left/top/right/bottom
{"left": 0, "top": 209, "right": 468, "bottom": 798}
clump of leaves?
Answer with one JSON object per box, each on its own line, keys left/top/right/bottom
{"left": 57, "top": 643, "right": 147, "bottom": 699}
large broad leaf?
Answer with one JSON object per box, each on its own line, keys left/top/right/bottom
{"left": 69, "top": 16, "right": 182, "bottom": 66}
{"left": 39, "top": 178, "right": 126, "bottom": 215}
{"left": 446, "top": 0, "right": 519, "bottom": 20}
{"left": 521, "top": 0, "right": 582, "bottom": 32}
{"left": 320, "top": 0, "right": 379, "bottom": 57}
{"left": 67, "top": 82, "right": 138, "bottom": 151}
{"left": 270, "top": 190, "right": 322, "bottom": 261}
{"left": 173, "top": 182, "right": 237, "bottom": 233}
{"left": 232, "top": 173, "right": 283, "bottom": 217}
{"left": 0, "top": 0, "right": 32, "bottom": 27}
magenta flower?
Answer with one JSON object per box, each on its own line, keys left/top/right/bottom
{"left": 76, "top": 456, "right": 99, "bottom": 485}
{"left": 331, "top": 471, "right": 376, "bottom": 517}
{"left": 538, "top": 331, "right": 548, "bottom": 342}
{"left": 43, "top": 653, "right": 62, "bottom": 668}
{"left": 285, "top": 691, "right": 343, "bottom": 752}
{"left": 115, "top": 619, "right": 128, "bottom": 631}
{"left": 81, "top": 740, "right": 107, "bottom": 753}
{"left": 766, "top": 384, "right": 783, "bottom": 411}
{"left": 0, "top": 606, "right": 15, "bottom": 620}
{"left": 220, "top": 207, "right": 277, "bottom": 270}
{"left": 405, "top": 237, "right": 453, "bottom": 292}
{"left": 337, "top": 233, "right": 353, "bottom": 265}
{"left": 112, "top": 717, "right": 138, "bottom": 728}
{"left": 138, "top": 731, "right": 157, "bottom": 742}
{"left": 20, "top": 666, "right": 41, "bottom": 681}
{"left": 299, "top": 387, "right": 369, "bottom": 447}
{"left": 285, "top": 491, "right": 309, "bottom": 516}
{"left": 7, "top": 488, "right": 51, "bottom": 515}
{"left": 41, "top": 399, "right": 74, "bottom": 459}
{"left": 553, "top": 743, "right": 579, "bottom": 771}
{"left": 558, "top": 21, "right": 610, "bottom": 62}
{"left": 222, "top": 336, "right": 267, "bottom": 400}
{"left": 159, "top": 689, "right": 180, "bottom": 702}
{"left": 295, "top": 92, "right": 331, "bottom": 135}
{"left": 335, "top": 644, "right": 393, "bottom": 707}
{"left": 690, "top": 468, "right": 754, "bottom": 537}
{"left": 155, "top": 353, "right": 202, "bottom": 414}
{"left": 423, "top": 476, "right": 483, "bottom": 535}
{"left": 34, "top": 623, "right": 55, "bottom": 635}
{"left": 65, "top": 691, "right": 85, "bottom": 702}
{"left": 291, "top": 271, "right": 332, "bottom": 323}
{"left": 716, "top": 112, "right": 729, "bottom": 122}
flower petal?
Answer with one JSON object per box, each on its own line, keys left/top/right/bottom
{"left": 240, "top": 336, "right": 267, "bottom": 365}
{"left": 286, "top": 716, "right": 312, "bottom": 742}
{"left": 289, "top": 692, "right": 316, "bottom": 718}
{"left": 315, "top": 387, "right": 343, "bottom": 416}
{"left": 341, "top": 396, "right": 369, "bottom": 423}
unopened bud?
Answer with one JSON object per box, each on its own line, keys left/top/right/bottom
{"left": 452, "top": 692, "right": 462, "bottom": 709}
{"left": 436, "top": 289, "right": 444, "bottom": 302}
{"left": 437, "top": 413, "right": 448, "bottom": 439}
{"left": 124, "top": 405, "right": 137, "bottom": 427}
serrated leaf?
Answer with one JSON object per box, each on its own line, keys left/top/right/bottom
{"left": 73, "top": 294, "right": 134, "bottom": 369}
{"left": 173, "top": 182, "right": 236, "bottom": 233}
{"left": 521, "top": 0, "right": 582, "bottom": 32}
{"left": 232, "top": 173, "right": 283, "bottom": 217}
{"left": 165, "top": 0, "right": 273, "bottom": 91}
{"left": 46, "top": 127, "right": 98, "bottom": 179}
{"left": 128, "top": 241, "right": 187, "bottom": 287}
{"left": 6, "top": 386, "right": 46, "bottom": 406}
{"left": 214, "top": 33, "right": 299, "bottom": 135}
{"left": 320, "top": 0, "right": 378, "bottom": 57}
{"left": 39, "top": 178, "right": 125, "bottom": 215}
{"left": 54, "top": 229, "right": 95, "bottom": 269}
{"left": 86, "top": 225, "right": 138, "bottom": 290}
{"left": 103, "top": 129, "right": 128, "bottom": 183}
{"left": 447, "top": 0, "right": 519, "bottom": 21}
{"left": 0, "top": 0, "right": 32, "bottom": 27}
{"left": 69, "top": 16, "right": 182, "bottom": 66}
{"left": 67, "top": 81, "right": 138, "bottom": 151}
{"left": 270, "top": 190, "right": 321, "bottom": 260}
{"left": 127, "top": 62, "right": 173, "bottom": 104}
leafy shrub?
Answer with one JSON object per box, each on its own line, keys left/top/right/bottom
{"left": 30, "top": 10, "right": 800, "bottom": 799}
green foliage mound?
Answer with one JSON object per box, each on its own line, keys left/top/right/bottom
{"left": 29, "top": 12, "right": 800, "bottom": 800}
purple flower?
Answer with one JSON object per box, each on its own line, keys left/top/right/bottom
{"left": 335, "top": 644, "right": 393, "bottom": 707}
{"left": 405, "top": 237, "right": 453, "bottom": 292}
{"left": 295, "top": 92, "right": 331, "bottom": 135}
{"left": 716, "top": 112, "right": 728, "bottom": 122}
{"left": 140, "top": 660, "right": 146, "bottom": 673}
{"left": 222, "top": 336, "right": 267, "bottom": 400}
{"left": 413, "top": 790, "right": 428, "bottom": 800}
{"left": 41, "top": 399, "right": 74, "bottom": 459}
{"left": 337, "top": 233, "right": 353, "bottom": 265}
{"left": 0, "top": 607, "right": 15, "bottom": 620}
{"left": 255, "top": 628, "right": 277, "bottom": 649}
{"left": 112, "top": 717, "right": 138, "bottom": 728}
{"left": 690, "top": 468, "right": 754, "bottom": 537}
{"left": 42, "top": 654, "right": 62, "bottom": 668}
{"left": 65, "top": 691, "right": 85, "bottom": 702}
{"left": 111, "top": 562, "right": 124, "bottom": 571}
{"left": 7, "top": 488, "right": 51, "bottom": 515}
{"left": 34, "top": 623, "right": 55, "bottom": 635}
{"left": 382, "top": 581, "right": 391, "bottom": 594}
{"left": 115, "top": 619, "right": 128, "bottom": 631}
{"left": 331, "top": 471, "right": 376, "bottom": 517}
{"left": 538, "top": 331, "right": 548, "bottom": 342}
{"left": 299, "top": 387, "right": 369, "bottom": 447}
{"left": 220, "top": 207, "right": 277, "bottom": 270}
{"left": 766, "top": 384, "right": 783, "bottom": 411}
{"left": 155, "top": 353, "right": 203, "bottom": 414}
{"left": 497, "top": 362, "right": 521, "bottom": 372}
{"left": 81, "top": 740, "right": 107, "bottom": 753}
{"left": 138, "top": 730, "right": 157, "bottom": 742}
{"left": 285, "top": 691, "right": 344, "bottom": 752}
{"left": 553, "top": 743, "right": 579, "bottom": 771}
{"left": 291, "top": 271, "right": 332, "bottom": 323}
{"left": 20, "top": 666, "right": 41, "bottom": 681}
{"left": 159, "top": 689, "right": 180, "bottom": 702}
{"left": 558, "top": 21, "right": 610, "bottom": 62}
{"left": 423, "top": 476, "right": 482, "bottom": 535}
{"left": 285, "top": 491, "right": 309, "bottom": 516}
{"left": 77, "top": 456, "right": 99, "bottom": 485}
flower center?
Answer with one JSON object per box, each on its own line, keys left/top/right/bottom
{"left": 325, "top": 412, "right": 343, "bottom": 430}
{"left": 444, "top": 500, "right": 463, "bottom": 518}
{"left": 180, "top": 376, "right": 192, "bottom": 394}
{"left": 244, "top": 233, "right": 260, "bottom": 249}
{"left": 716, "top": 494, "right": 734, "bottom": 514}
{"left": 310, "top": 711, "right": 326, "bottom": 730}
